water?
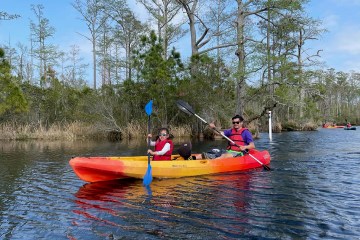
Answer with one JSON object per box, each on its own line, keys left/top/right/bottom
{"left": 1, "top": 128, "right": 360, "bottom": 239}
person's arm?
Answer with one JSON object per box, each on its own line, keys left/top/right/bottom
{"left": 146, "top": 134, "right": 156, "bottom": 146}
{"left": 148, "top": 143, "right": 170, "bottom": 156}
{"left": 222, "top": 129, "right": 231, "bottom": 137}
{"left": 209, "top": 123, "right": 221, "bottom": 134}
{"left": 242, "top": 141, "right": 255, "bottom": 151}
{"left": 240, "top": 130, "right": 255, "bottom": 151}
{"left": 155, "top": 143, "right": 170, "bottom": 155}
{"left": 209, "top": 123, "right": 231, "bottom": 136}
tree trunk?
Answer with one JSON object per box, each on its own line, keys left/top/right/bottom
{"left": 235, "top": 0, "right": 246, "bottom": 116}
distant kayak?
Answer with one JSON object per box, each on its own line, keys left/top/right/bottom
{"left": 344, "top": 126, "right": 357, "bottom": 130}
{"left": 69, "top": 149, "right": 271, "bottom": 183}
{"left": 322, "top": 125, "right": 345, "bottom": 128}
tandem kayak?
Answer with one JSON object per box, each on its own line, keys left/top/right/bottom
{"left": 69, "top": 149, "right": 271, "bottom": 183}
{"left": 344, "top": 126, "right": 357, "bottom": 130}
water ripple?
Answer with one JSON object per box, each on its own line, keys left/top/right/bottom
{"left": 1, "top": 131, "right": 360, "bottom": 239}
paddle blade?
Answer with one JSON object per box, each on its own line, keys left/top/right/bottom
{"left": 145, "top": 100, "right": 153, "bottom": 116}
{"left": 176, "top": 100, "right": 195, "bottom": 115}
{"left": 263, "top": 165, "right": 271, "bottom": 171}
{"left": 143, "top": 163, "right": 153, "bottom": 186}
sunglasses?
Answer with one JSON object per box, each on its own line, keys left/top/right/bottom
{"left": 232, "top": 121, "right": 240, "bottom": 124}
{"left": 159, "top": 133, "right": 168, "bottom": 136}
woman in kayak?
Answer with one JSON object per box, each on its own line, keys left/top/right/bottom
{"left": 205, "top": 115, "right": 255, "bottom": 159}
{"left": 147, "top": 128, "right": 174, "bottom": 161}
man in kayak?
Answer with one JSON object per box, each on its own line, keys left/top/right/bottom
{"left": 204, "top": 115, "right": 255, "bottom": 159}
{"left": 147, "top": 128, "right": 174, "bottom": 160}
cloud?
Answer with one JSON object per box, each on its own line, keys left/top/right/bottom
{"left": 329, "top": 0, "right": 360, "bottom": 5}
{"left": 332, "top": 26, "right": 360, "bottom": 55}
{"left": 321, "top": 14, "right": 340, "bottom": 29}
{"left": 342, "top": 59, "right": 360, "bottom": 71}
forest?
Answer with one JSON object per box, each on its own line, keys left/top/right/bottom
{"left": 1, "top": 0, "right": 359, "bottom": 140}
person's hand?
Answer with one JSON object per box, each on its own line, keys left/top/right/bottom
{"left": 147, "top": 149, "right": 154, "bottom": 155}
{"left": 239, "top": 145, "right": 247, "bottom": 151}
{"left": 209, "top": 123, "right": 216, "bottom": 129}
{"left": 147, "top": 134, "right": 152, "bottom": 138}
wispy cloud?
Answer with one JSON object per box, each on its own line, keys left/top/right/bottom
{"left": 329, "top": 0, "right": 360, "bottom": 5}
{"left": 321, "top": 14, "right": 340, "bottom": 29}
{"left": 331, "top": 26, "right": 360, "bottom": 55}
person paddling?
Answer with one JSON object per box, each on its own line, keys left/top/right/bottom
{"left": 204, "top": 115, "right": 255, "bottom": 159}
{"left": 147, "top": 128, "right": 174, "bottom": 161}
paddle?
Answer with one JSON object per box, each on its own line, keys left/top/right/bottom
{"left": 143, "top": 100, "right": 153, "bottom": 186}
{"left": 176, "top": 100, "right": 271, "bottom": 171}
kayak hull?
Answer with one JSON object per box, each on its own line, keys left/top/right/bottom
{"left": 344, "top": 126, "right": 356, "bottom": 130}
{"left": 69, "top": 149, "right": 271, "bottom": 183}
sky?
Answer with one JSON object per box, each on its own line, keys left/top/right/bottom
{"left": 1, "top": 0, "right": 360, "bottom": 81}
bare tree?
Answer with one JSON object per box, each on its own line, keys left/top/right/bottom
{"left": 176, "top": 0, "right": 237, "bottom": 56}
{"left": 64, "top": 45, "right": 89, "bottom": 87}
{"left": 30, "top": 4, "right": 57, "bottom": 87}
{"left": 72, "top": 0, "right": 107, "bottom": 89}
{"left": 101, "top": 0, "right": 147, "bottom": 81}
{"left": 137, "top": 0, "right": 186, "bottom": 59}
{"left": 0, "top": 12, "right": 20, "bottom": 21}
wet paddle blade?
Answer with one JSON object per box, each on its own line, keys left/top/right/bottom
{"left": 248, "top": 153, "right": 271, "bottom": 171}
{"left": 143, "top": 163, "right": 152, "bottom": 186}
{"left": 145, "top": 100, "right": 153, "bottom": 116}
{"left": 176, "top": 100, "right": 195, "bottom": 115}
{"left": 144, "top": 100, "right": 153, "bottom": 186}
{"left": 263, "top": 165, "right": 271, "bottom": 171}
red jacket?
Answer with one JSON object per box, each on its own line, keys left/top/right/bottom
{"left": 154, "top": 139, "right": 174, "bottom": 160}
{"left": 226, "top": 128, "right": 247, "bottom": 151}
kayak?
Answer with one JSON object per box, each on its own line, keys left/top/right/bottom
{"left": 344, "top": 126, "right": 356, "bottom": 130}
{"left": 322, "top": 125, "right": 345, "bottom": 128}
{"left": 69, "top": 149, "right": 271, "bottom": 183}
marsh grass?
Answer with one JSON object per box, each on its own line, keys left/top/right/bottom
{"left": 0, "top": 121, "right": 99, "bottom": 140}
{"left": 301, "top": 122, "right": 318, "bottom": 131}
{"left": 0, "top": 120, "right": 317, "bottom": 141}
{"left": 282, "top": 120, "right": 318, "bottom": 131}
{"left": 0, "top": 121, "right": 194, "bottom": 140}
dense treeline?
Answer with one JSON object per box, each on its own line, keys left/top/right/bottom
{"left": 1, "top": 0, "right": 359, "bottom": 140}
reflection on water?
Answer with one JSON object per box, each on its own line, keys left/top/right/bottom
{"left": 71, "top": 173, "right": 264, "bottom": 239}
{"left": 1, "top": 129, "right": 360, "bottom": 239}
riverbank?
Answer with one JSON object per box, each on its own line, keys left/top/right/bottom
{"left": 0, "top": 121, "right": 193, "bottom": 140}
{"left": 0, "top": 120, "right": 318, "bottom": 141}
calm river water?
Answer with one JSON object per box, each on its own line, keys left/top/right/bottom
{"left": 1, "top": 128, "right": 360, "bottom": 239}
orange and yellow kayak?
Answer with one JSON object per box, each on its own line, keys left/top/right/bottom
{"left": 69, "top": 149, "right": 271, "bottom": 183}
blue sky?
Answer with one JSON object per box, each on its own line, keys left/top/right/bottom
{"left": 1, "top": 0, "right": 360, "bottom": 77}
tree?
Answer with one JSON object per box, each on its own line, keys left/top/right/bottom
{"left": 101, "top": 0, "right": 146, "bottom": 81}
{"left": 0, "top": 12, "right": 20, "bottom": 21}
{"left": 0, "top": 48, "right": 28, "bottom": 117}
{"left": 137, "top": 0, "right": 186, "bottom": 60}
{"left": 73, "top": 0, "right": 107, "bottom": 89}
{"left": 132, "top": 31, "right": 183, "bottom": 126}
{"left": 63, "top": 45, "right": 89, "bottom": 87}
{"left": 29, "top": 4, "right": 58, "bottom": 87}
{"left": 176, "top": 0, "right": 237, "bottom": 56}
